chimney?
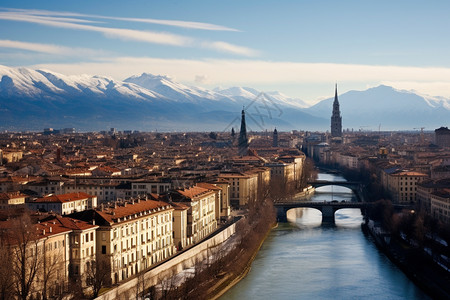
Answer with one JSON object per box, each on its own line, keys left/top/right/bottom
{"left": 49, "top": 227, "right": 52, "bottom": 233}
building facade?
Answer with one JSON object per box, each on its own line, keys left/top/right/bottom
{"left": 382, "top": 170, "right": 427, "bottom": 204}
{"left": 71, "top": 199, "right": 175, "bottom": 284}
{"left": 430, "top": 189, "right": 450, "bottom": 224}
{"left": 172, "top": 185, "right": 218, "bottom": 244}
{"left": 28, "top": 192, "right": 97, "bottom": 215}
{"left": 435, "top": 127, "right": 450, "bottom": 147}
{"left": 218, "top": 172, "right": 258, "bottom": 207}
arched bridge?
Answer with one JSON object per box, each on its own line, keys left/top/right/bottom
{"left": 308, "top": 180, "right": 360, "bottom": 190}
{"left": 308, "top": 180, "right": 366, "bottom": 202}
{"left": 274, "top": 201, "right": 370, "bottom": 224}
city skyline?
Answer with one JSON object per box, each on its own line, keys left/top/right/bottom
{"left": 1, "top": 1, "right": 450, "bottom": 104}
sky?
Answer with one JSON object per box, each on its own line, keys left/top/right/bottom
{"left": 1, "top": 0, "right": 450, "bottom": 104}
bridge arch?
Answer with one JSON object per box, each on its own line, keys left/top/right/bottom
{"left": 275, "top": 201, "right": 369, "bottom": 224}
{"left": 308, "top": 180, "right": 365, "bottom": 202}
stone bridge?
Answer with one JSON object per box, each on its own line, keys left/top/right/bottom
{"left": 308, "top": 180, "right": 366, "bottom": 202}
{"left": 274, "top": 201, "right": 370, "bottom": 223}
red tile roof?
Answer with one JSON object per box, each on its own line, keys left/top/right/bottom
{"left": 0, "top": 192, "right": 27, "bottom": 200}
{"left": 34, "top": 192, "right": 94, "bottom": 203}
{"left": 44, "top": 215, "right": 98, "bottom": 231}
{"left": 177, "top": 186, "right": 214, "bottom": 199}
{"left": 96, "top": 199, "right": 172, "bottom": 224}
{"left": 197, "top": 182, "right": 221, "bottom": 191}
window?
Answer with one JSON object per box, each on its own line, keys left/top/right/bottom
{"left": 102, "top": 245, "right": 106, "bottom": 254}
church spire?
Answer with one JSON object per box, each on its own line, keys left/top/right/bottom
{"left": 331, "top": 84, "right": 342, "bottom": 138}
{"left": 334, "top": 83, "right": 338, "bottom": 102}
{"left": 238, "top": 108, "right": 249, "bottom": 156}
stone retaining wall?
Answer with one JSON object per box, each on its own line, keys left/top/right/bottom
{"left": 96, "top": 221, "right": 239, "bottom": 300}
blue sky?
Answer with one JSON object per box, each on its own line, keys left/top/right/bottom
{"left": 1, "top": 0, "right": 450, "bottom": 103}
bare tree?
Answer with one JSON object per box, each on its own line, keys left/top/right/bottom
{"left": 0, "top": 234, "right": 13, "bottom": 300}
{"left": 134, "top": 269, "right": 145, "bottom": 300}
{"left": 41, "top": 244, "right": 64, "bottom": 300}
{"left": 299, "top": 157, "right": 316, "bottom": 189}
{"left": 10, "top": 213, "right": 42, "bottom": 300}
{"left": 159, "top": 269, "right": 178, "bottom": 300}
{"left": 85, "top": 257, "right": 110, "bottom": 298}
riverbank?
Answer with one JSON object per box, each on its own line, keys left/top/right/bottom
{"left": 363, "top": 221, "right": 450, "bottom": 300}
{"left": 208, "top": 222, "right": 277, "bottom": 299}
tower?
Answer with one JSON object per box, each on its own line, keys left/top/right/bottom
{"left": 331, "top": 84, "right": 342, "bottom": 137}
{"left": 273, "top": 128, "right": 278, "bottom": 147}
{"left": 238, "top": 108, "right": 249, "bottom": 156}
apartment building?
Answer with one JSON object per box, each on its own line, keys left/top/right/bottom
{"left": 430, "top": 189, "right": 450, "bottom": 224}
{"left": 70, "top": 198, "right": 175, "bottom": 284}
{"left": 28, "top": 192, "right": 97, "bottom": 215}
{"left": 218, "top": 172, "right": 258, "bottom": 207}
{"left": 0, "top": 191, "right": 26, "bottom": 210}
{"left": 417, "top": 178, "right": 450, "bottom": 212}
{"left": 43, "top": 216, "right": 100, "bottom": 286}
{"left": 64, "top": 182, "right": 117, "bottom": 203}
{"left": 382, "top": 170, "right": 427, "bottom": 204}
{"left": 171, "top": 185, "right": 217, "bottom": 245}
{"left": 131, "top": 179, "right": 171, "bottom": 197}
{"left": 25, "top": 177, "right": 68, "bottom": 197}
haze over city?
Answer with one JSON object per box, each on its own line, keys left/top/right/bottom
{"left": 1, "top": 0, "right": 450, "bottom": 104}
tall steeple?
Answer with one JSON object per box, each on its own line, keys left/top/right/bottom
{"left": 238, "top": 108, "right": 249, "bottom": 156}
{"left": 331, "top": 84, "right": 342, "bottom": 137}
{"left": 272, "top": 128, "right": 278, "bottom": 147}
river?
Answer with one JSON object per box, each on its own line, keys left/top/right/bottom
{"left": 221, "top": 173, "right": 430, "bottom": 300}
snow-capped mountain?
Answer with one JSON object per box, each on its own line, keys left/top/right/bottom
{"left": 0, "top": 66, "right": 164, "bottom": 101}
{"left": 213, "top": 86, "right": 308, "bottom": 108}
{"left": 0, "top": 65, "right": 321, "bottom": 131}
{"left": 125, "top": 73, "right": 228, "bottom": 103}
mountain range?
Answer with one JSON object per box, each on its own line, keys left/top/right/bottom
{"left": 0, "top": 65, "right": 449, "bottom": 132}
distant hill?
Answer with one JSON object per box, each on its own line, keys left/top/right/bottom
{"left": 305, "top": 85, "right": 450, "bottom": 130}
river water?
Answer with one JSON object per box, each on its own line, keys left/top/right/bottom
{"left": 221, "top": 173, "right": 430, "bottom": 300}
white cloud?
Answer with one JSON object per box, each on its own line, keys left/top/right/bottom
{"left": 0, "top": 13, "right": 193, "bottom": 46}
{"left": 3, "top": 8, "right": 238, "bottom": 31}
{"left": 202, "top": 41, "right": 260, "bottom": 57}
{"left": 0, "top": 11, "right": 255, "bottom": 55}
{"left": 31, "top": 57, "right": 450, "bottom": 100}
{"left": 0, "top": 39, "right": 106, "bottom": 57}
